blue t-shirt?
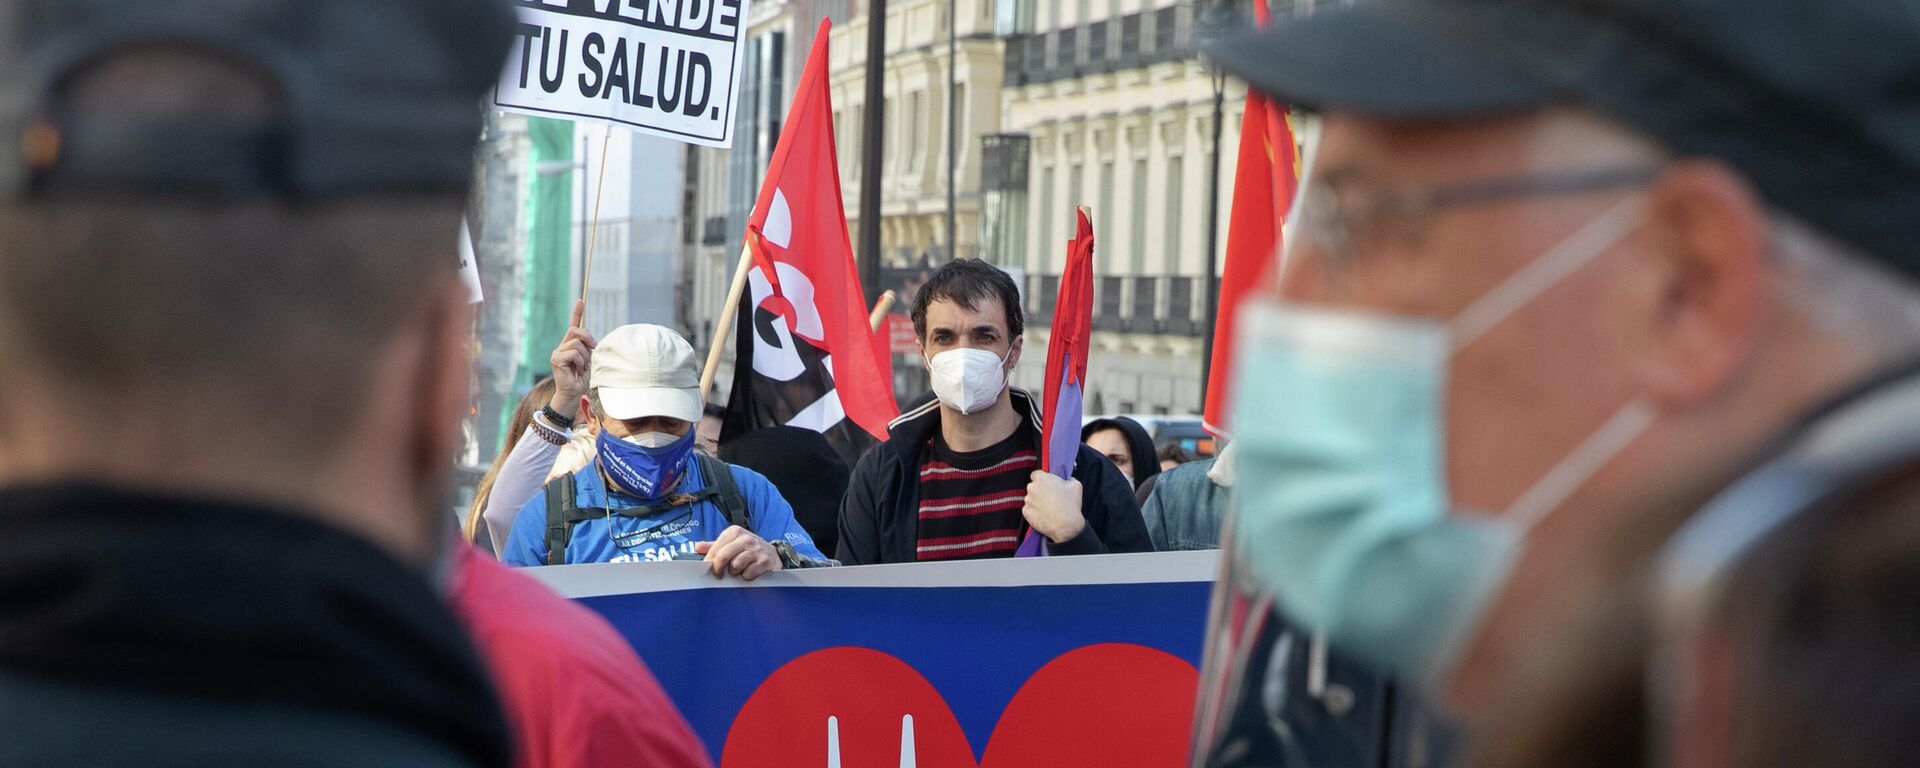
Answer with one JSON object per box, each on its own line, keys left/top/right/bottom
{"left": 501, "top": 458, "right": 827, "bottom": 566}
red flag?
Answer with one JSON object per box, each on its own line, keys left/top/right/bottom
{"left": 1017, "top": 207, "right": 1096, "bottom": 558}
{"left": 1202, "top": 0, "right": 1298, "bottom": 437}
{"left": 737, "top": 20, "right": 897, "bottom": 443}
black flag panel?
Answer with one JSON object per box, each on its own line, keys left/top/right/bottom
{"left": 721, "top": 297, "right": 881, "bottom": 468}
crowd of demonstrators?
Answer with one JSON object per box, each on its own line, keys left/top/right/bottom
{"left": 467, "top": 377, "right": 557, "bottom": 551}
{"left": 719, "top": 426, "right": 852, "bottom": 559}
{"left": 498, "top": 322, "right": 832, "bottom": 575}
{"left": 1194, "top": 0, "right": 1920, "bottom": 766}
{"left": 0, "top": 1, "right": 527, "bottom": 764}
{"left": 1082, "top": 416, "right": 1161, "bottom": 492}
{"left": 836, "top": 259, "right": 1154, "bottom": 564}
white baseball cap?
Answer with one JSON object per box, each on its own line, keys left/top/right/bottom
{"left": 590, "top": 324, "right": 702, "bottom": 422}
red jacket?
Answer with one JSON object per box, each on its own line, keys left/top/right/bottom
{"left": 451, "top": 547, "right": 711, "bottom": 768}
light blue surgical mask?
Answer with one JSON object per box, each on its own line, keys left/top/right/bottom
{"left": 1226, "top": 198, "right": 1656, "bottom": 683}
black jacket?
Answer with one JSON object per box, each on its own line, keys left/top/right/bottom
{"left": 0, "top": 484, "right": 510, "bottom": 768}
{"left": 720, "top": 425, "right": 852, "bottom": 556}
{"left": 836, "top": 389, "right": 1154, "bottom": 564}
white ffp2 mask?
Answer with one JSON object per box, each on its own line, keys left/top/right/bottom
{"left": 926, "top": 347, "right": 1010, "bottom": 415}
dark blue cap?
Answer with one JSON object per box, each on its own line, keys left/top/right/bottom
{"left": 1204, "top": 0, "right": 1920, "bottom": 277}
{"left": 1, "top": 0, "right": 518, "bottom": 199}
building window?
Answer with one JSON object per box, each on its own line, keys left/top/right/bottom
{"left": 1067, "top": 160, "right": 1083, "bottom": 268}
{"left": 1096, "top": 159, "right": 1114, "bottom": 262}
{"left": 909, "top": 92, "right": 925, "bottom": 173}
{"left": 849, "top": 105, "right": 862, "bottom": 177}
{"left": 885, "top": 100, "right": 898, "bottom": 174}
{"left": 1036, "top": 164, "right": 1054, "bottom": 273}
{"left": 1163, "top": 155, "right": 1183, "bottom": 270}
{"left": 1130, "top": 156, "right": 1147, "bottom": 274}
{"left": 952, "top": 84, "right": 967, "bottom": 179}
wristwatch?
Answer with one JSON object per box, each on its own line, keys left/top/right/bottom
{"left": 770, "top": 540, "right": 804, "bottom": 569}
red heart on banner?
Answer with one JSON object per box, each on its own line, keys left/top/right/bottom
{"left": 721, "top": 644, "right": 1198, "bottom": 767}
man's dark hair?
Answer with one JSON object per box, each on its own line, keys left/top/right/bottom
{"left": 911, "top": 258, "right": 1024, "bottom": 341}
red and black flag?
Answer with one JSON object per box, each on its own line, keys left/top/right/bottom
{"left": 721, "top": 20, "right": 896, "bottom": 466}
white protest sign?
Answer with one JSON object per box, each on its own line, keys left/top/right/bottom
{"left": 494, "top": 0, "right": 749, "bottom": 149}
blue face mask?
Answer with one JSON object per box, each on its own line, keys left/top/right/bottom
{"left": 1224, "top": 198, "right": 1656, "bottom": 684}
{"left": 597, "top": 428, "right": 695, "bottom": 499}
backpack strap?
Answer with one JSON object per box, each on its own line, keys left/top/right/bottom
{"left": 542, "top": 474, "right": 577, "bottom": 566}
{"left": 697, "top": 454, "right": 751, "bottom": 530}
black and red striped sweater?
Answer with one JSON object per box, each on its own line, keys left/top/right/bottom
{"left": 835, "top": 389, "right": 1155, "bottom": 564}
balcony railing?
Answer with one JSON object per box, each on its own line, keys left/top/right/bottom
{"left": 1002, "top": 8, "right": 1194, "bottom": 87}
{"left": 1024, "top": 273, "right": 1203, "bottom": 337}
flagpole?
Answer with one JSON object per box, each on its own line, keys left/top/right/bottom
{"left": 700, "top": 242, "right": 756, "bottom": 397}
{"left": 857, "top": 0, "right": 888, "bottom": 304}
{"left": 868, "top": 289, "right": 896, "bottom": 332}
{"left": 1198, "top": 17, "right": 1228, "bottom": 410}
{"left": 580, "top": 129, "right": 613, "bottom": 304}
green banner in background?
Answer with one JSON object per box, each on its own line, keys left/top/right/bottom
{"left": 503, "top": 117, "right": 575, "bottom": 443}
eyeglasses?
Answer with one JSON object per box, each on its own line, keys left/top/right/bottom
{"left": 1297, "top": 166, "right": 1661, "bottom": 268}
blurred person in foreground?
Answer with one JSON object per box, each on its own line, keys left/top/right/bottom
{"left": 499, "top": 323, "right": 832, "bottom": 574}
{"left": 1196, "top": 0, "right": 1920, "bottom": 764}
{"left": 1083, "top": 416, "right": 1161, "bottom": 492}
{"left": 837, "top": 259, "right": 1152, "bottom": 563}
{"left": 0, "top": 1, "right": 519, "bottom": 764}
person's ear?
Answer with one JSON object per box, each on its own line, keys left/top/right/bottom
{"left": 403, "top": 276, "right": 474, "bottom": 534}
{"left": 1007, "top": 335, "right": 1024, "bottom": 370}
{"left": 579, "top": 395, "right": 593, "bottom": 423}
{"left": 1631, "top": 160, "right": 1770, "bottom": 406}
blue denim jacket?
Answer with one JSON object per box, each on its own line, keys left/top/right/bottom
{"left": 1140, "top": 458, "right": 1229, "bottom": 551}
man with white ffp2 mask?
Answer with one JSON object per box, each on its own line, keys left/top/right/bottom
{"left": 501, "top": 324, "right": 832, "bottom": 576}
{"left": 836, "top": 259, "right": 1153, "bottom": 564}
{"left": 1194, "top": 0, "right": 1920, "bottom": 763}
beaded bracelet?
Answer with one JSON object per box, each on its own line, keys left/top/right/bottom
{"left": 529, "top": 414, "right": 570, "bottom": 446}
{"left": 539, "top": 404, "right": 575, "bottom": 429}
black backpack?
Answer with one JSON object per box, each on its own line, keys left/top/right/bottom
{"left": 542, "top": 453, "right": 749, "bottom": 566}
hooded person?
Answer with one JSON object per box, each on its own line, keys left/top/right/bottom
{"left": 500, "top": 324, "right": 833, "bottom": 576}
{"left": 719, "top": 426, "right": 852, "bottom": 558}
{"left": 1081, "top": 417, "right": 1161, "bottom": 491}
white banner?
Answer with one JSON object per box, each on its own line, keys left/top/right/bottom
{"left": 494, "top": 0, "right": 749, "bottom": 149}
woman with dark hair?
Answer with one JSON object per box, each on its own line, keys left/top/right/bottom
{"left": 1082, "top": 416, "right": 1160, "bottom": 491}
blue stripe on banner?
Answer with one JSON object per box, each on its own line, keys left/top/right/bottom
{"left": 569, "top": 570, "right": 1214, "bottom": 761}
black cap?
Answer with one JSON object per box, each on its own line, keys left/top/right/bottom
{"left": 1203, "top": 0, "right": 1920, "bottom": 277}
{"left": 1, "top": 0, "right": 517, "bottom": 199}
